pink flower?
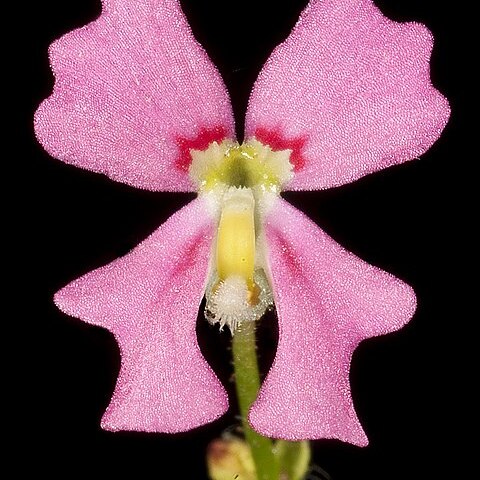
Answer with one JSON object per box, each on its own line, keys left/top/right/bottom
{"left": 34, "top": 0, "right": 449, "bottom": 446}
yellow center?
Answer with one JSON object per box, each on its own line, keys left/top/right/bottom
{"left": 192, "top": 138, "right": 293, "bottom": 331}
{"left": 189, "top": 139, "right": 294, "bottom": 193}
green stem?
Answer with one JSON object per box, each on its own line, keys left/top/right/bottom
{"left": 232, "top": 321, "right": 280, "bottom": 480}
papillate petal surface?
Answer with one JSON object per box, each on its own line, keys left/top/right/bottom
{"left": 249, "top": 198, "right": 416, "bottom": 444}
{"left": 246, "top": 0, "right": 450, "bottom": 189}
{"left": 54, "top": 198, "right": 227, "bottom": 432}
{"left": 35, "top": 0, "right": 234, "bottom": 192}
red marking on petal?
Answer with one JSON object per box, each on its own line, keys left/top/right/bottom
{"left": 175, "top": 126, "right": 229, "bottom": 172}
{"left": 172, "top": 226, "right": 212, "bottom": 277}
{"left": 268, "top": 227, "right": 307, "bottom": 282}
{"left": 254, "top": 127, "right": 308, "bottom": 172}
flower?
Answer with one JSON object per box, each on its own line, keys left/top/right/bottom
{"left": 34, "top": 0, "right": 449, "bottom": 446}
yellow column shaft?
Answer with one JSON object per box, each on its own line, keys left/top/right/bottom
{"left": 216, "top": 189, "right": 255, "bottom": 289}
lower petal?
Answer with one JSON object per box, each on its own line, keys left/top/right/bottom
{"left": 55, "top": 197, "right": 227, "bottom": 432}
{"left": 249, "top": 198, "right": 416, "bottom": 445}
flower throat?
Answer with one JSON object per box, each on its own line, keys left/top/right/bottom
{"left": 188, "top": 139, "right": 294, "bottom": 332}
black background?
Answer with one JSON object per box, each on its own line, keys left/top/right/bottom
{"left": 22, "top": 0, "right": 466, "bottom": 478}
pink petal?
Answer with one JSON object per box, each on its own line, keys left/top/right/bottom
{"left": 54, "top": 198, "right": 228, "bottom": 432}
{"left": 35, "top": 0, "right": 234, "bottom": 192}
{"left": 245, "top": 0, "right": 450, "bottom": 191}
{"left": 249, "top": 198, "right": 416, "bottom": 445}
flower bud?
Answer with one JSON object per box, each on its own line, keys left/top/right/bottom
{"left": 206, "top": 437, "right": 256, "bottom": 480}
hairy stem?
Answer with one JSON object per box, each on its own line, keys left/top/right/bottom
{"left": 232, "top": 321, "right": 279, "bottom": 480}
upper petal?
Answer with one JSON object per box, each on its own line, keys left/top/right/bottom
{"left": 35, "top": 0, "right": 234, "bottom": 192}
{"left": 55, "top": 197, "right": 227, "bottom": 432}
{"left": 245, "top": 0, "right": 450, "bottom": 190}
{"left": 249, "top": 198, "right": 416, "bottom": 444}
